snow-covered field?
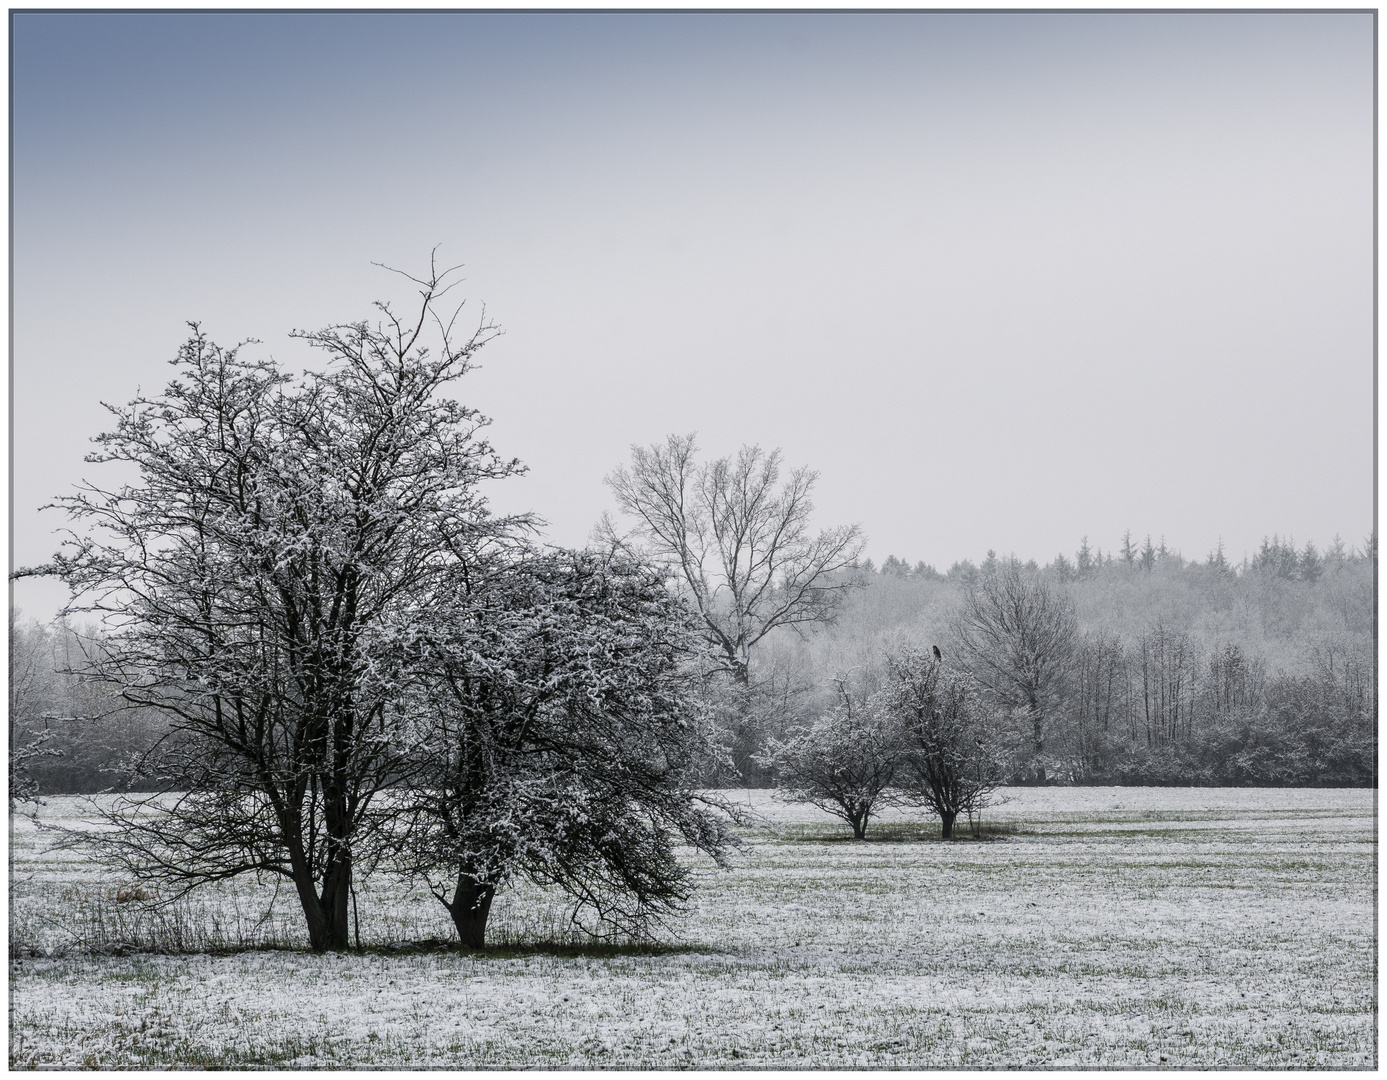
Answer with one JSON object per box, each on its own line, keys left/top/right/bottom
{"left": 9, "top": 787, "right": 1376, "bottom": 1069}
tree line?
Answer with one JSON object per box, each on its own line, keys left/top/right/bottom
{"left": 752, "top": 536, "right": 1375, "bottom": 791}
{"left": 13, "top": 450, "right": 1375, "bottom": 808}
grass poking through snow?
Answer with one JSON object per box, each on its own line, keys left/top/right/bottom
{"left": 9, "top": 787, "right": 1376, "bottom": 1068}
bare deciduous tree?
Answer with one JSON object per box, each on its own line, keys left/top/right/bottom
{"left": 603, "top": 435, "right": 865, "bottom": 685}
{"left": 19, "top": 257, "right": 527, "bottom": 951}
{"left": 949, "top": 558, "right": 1077, "bottom": 777}
{"left": 602, "top": 436, "right": 864, "bottom": 780}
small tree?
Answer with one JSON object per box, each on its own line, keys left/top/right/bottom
{"left": 881, "top": 648, "right": 1010, "bottom": 839}
{"left": 399, "top": 548, "right": 735, "bottom": 946}
{"left": 762, "top": 672, "right": 901, "bottom": 840}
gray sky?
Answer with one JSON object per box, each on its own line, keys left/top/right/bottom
{"left": 12, "top": 11, "right": 1375, "bottom": 623}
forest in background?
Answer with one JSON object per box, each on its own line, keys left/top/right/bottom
{"left": 743, "top": 532, "right": 1375, "bottom": 788}
{"left": 11, "top": 532, "right": 1376, "bottom": 795}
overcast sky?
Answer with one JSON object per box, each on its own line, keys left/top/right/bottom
{"left": 11, "top": 11, "right": 1374, "bottom": 623}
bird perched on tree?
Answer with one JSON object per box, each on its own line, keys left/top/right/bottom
{"left": 932, "top": 644, "right": 943, "bottom": 661}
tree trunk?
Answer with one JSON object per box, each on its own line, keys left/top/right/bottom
{"left": 1030, "top": 701, "right": 1045, "bottom": 757}
{"left": 445, "top": 874, "right": 496, "bottom": 948}
{"left": 285, "top": 823, "right": 353, "bottom": 952}
{"left": 319, "top": 856, "right": 353, "bottom": 951}
{"left": 851, "top": 814, "right": 867, "bottom": 840}
{"left": 291, "top": 871, "right": 332, "bottom": 951}
{"left": 291, "top": 855, "right": 353, "bottom": 952}
{"left": 940, "top": 810, "right": 956, "bottom": 839}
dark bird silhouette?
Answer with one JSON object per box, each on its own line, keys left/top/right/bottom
{"left": 932, "top": 644, "right": 943, "bottom": 661}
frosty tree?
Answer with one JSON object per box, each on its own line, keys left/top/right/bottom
{"left": 397, "top": 548, "right": 734, "bottom": 946}
{"left": 761, "top": 672, "right": 902, "bottom": 840}
{"left": 20, "top": 259, "right": 528, "bottom": 951}
{"left": 881, "top": 648, "right": 1012, "bottom": 839}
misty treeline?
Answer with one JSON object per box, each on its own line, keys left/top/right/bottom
{"left": 743, "top": 533, "right": 1375, "bottom": 789}
{"left": 12, "top": 516, "right": 1376, "bottom": 804}
{"left": 9, "top": 613, "right": 161, "bottom": 799}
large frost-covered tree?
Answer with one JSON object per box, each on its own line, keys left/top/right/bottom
{"left": 398, "top": 548, "right": 734, "bottom": 946}
{"left": 20, "top": 259, "right": 527, "bottom": 950}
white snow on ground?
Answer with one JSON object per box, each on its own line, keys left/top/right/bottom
{"left": 9, "top": 788, "right": 1376, "bottom": 1068}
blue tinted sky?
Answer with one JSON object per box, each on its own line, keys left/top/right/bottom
{"left": 12, "top": 11, "right": 1374, "bottom": 620}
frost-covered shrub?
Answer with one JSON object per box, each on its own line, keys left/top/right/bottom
{"left": 395, "top": 548, "right": 737, "bottom": 946}
{"left": 762, "top": 672, "right": 902, "bottom": 839}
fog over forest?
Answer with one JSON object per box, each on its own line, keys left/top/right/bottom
{"left": 733, "top": 531, "right": 1374, "bottom": 789}
{"left": 15, "top": 528, "right": 1372, "bottom": 797}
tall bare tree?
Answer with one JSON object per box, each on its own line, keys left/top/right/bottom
{"left": 18, "top": 257, "right": 527, "bottom": 950}
{"left": 603, "top": 434, "right": 864, "bottom": 684}
{"left": 949, "top": 558, "right": 1077, "bottom": 776}
{"left": 602, "top": 435, "right": 863, "bottom": 780}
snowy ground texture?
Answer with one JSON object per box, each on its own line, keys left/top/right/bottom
{"left": 9, "top": 787, "right": 1376, "bottom": 1069}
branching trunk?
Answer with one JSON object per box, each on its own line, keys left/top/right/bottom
{"left": 289, "top": 848, "right": 353, "bottom": 951}
{"left": 444, "top": 874, "right": 496, "bottom": 948}
{"left": 849, "top": 810, "right": 868, "bottom": 840}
